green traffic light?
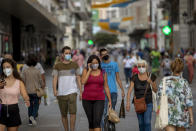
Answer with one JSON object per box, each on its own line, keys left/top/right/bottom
{"left": 162, "top": 26, "right": 171, "bottom": 35}
{"left": 88, "top": 40, "right": 94, "bottom": 45}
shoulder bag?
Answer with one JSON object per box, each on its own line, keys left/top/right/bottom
{"left": 134, "top": 83, "right": 149, "bottom": 113}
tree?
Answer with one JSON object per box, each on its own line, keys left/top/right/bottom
{"left": 93, "top": 32, "right": 119, "bottom": 47}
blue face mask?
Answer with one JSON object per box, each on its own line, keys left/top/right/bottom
{"left": 64, "top": 54, "right": 71, "bottom": 61}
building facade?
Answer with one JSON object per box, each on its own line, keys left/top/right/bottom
{"left": 0, "top": 0, "right": 92, "bottom": 64}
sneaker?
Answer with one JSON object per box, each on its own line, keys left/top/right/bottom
{"left": 28, "top": 123, "right": 33, "bottom": 126}
{"left": 29, "top": 116, "right": 37, "bottom": 126}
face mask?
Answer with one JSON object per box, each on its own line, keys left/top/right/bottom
{"left": 91, "top": 64, "right": 99, "bottom": 70}
{"left": 102, "top": 55, "right": 109, "bottom": 61}
{"left": 64, "top": 54, "right": 71, "bottom": 61}
{"left": 3, "top": 68, "right": 13, "bottom": 77}
{"left": 177, "top": 54, "right": 181, "bottom": 58}
{"left": 126, "top": 56, "right": 130, "bottom": 59}
{"left": 138, "top": 67, "right": 146, "bottom": 74}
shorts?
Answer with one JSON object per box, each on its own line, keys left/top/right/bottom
{"left": 57, "top": 93, "right": 77, "bottom": 116}
{"left": 0, "top": 104, "right": 21, "bottom": 127}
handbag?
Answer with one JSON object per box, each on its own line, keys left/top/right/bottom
{"left": 36, "top": 78, "right": 46, "bottom": 97}
{"left": 36, "top": 87, "right": 46, "bottom": 97}
{"left": 155, "top": 77, "right": 168, "bottom": 129}
{"left": 119, "top": 99, "right": 125, "bottom": 118}
{"left": 104, "top": 116, "right": 116, "bottom": 131}
{"left": 108, "top": 108, "right": 120, "bottom": 123}
{"left": 134, "top": 83, "right": 149, "bottom": 113}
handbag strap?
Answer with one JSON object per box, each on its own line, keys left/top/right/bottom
{"left": 144, "top": 72, "right": 151, "bottom": 98}
{"left": 162, "top": 77, "right": 166, "bottom": 95}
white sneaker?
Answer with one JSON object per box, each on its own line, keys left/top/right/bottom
{"left": 28, "top": 123, "right": 33, "bottom": 126}
{"left": 30, "top": 116, "right": 37, "bottom": 126}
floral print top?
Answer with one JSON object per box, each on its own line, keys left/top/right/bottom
{"left": 157, "top": 76, "right": 193, "bottom": 128}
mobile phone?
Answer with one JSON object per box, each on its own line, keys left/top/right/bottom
{"left": 0, "top": 78, "right": 5, "bottom": 89}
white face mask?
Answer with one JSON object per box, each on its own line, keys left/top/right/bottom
{"left": 3, "top": 68, "right": 13, "bottom": 77}
{"left": 91, "top": 64, "right": 99, "bottom": 70}
{"left": 138, "top": 67, "right": 146, "bottom": 74}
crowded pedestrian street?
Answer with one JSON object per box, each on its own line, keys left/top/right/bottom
{"left": 0, "top": 0, "right": 196, "bottom": 131}
{"left": 15, "top": 56, "right": 196, "bottom": 131}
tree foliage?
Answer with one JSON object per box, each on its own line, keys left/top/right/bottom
{"left": 93, "top": 32, "right": 119, "bottom": 47}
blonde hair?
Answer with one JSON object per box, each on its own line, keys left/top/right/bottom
{"left": 137, "top": 59, "right": 148, "bottom": 67}
{"left": 171, "top": 58, "right": 184, "bottom": 74}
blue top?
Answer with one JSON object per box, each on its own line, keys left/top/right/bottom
{"left": 101, "top": 61, "right": 119, "bottom": 93}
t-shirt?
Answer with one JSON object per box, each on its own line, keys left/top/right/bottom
{"left": 52, "top": 61, "right": 80, "bottom": 96}
{"left": 22, "top": 63, "right": 45, "bottom": 74}
{"left": 123, "top": 58, "right": 134, "bottom": 68}
{"left": 101, "top": 61, "right": 119, "bottom": 93}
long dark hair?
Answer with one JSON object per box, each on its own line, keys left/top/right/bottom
{"left": 87, "top": 55, "right": 102, "bottom": 70}
{"left": 1, "top": 58, "right": 22, "bottom": 81}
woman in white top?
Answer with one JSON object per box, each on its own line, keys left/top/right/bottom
{"left": 123, "top": 53, "right": 134, "bottom": 87}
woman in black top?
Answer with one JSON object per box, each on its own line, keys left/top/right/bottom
{"left": 126, "top": 59, "right": 157, "bottom": 131}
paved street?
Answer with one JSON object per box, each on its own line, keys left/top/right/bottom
{"left": 18, "top": 57, "right": 196, "bottom": 131}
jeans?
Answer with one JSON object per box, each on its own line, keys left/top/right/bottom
{"left": 136, "top": 103, "right": 153, "bottom": 131}
{"left": 28, "top": 94, "right": 39, "bottom": 122}
{"left": 124, "top": 68, "right": 132, "bottom": 84}
{"left": 101, "top": 93, "right": 118, "bottom": 130}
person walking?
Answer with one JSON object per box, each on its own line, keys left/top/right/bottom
{"left": 123, "top": 53, "right": 134, "bottom": 88}
{"left": 52, "top": 46, "right": 82, "bottom": 131}
{"left": 150, "top": 49, "right": 161, "bottom": 76}
{"left": 81, "top": 55, "right": 112, "bottom": 131}
{"left": 126, "top": 59, "right": 157, "bottom": 131}
{"left": 22, "top": 55, "right": 44, "bottom": 126}
{"left": 184, "top": 51, "right": 195, "bottom": 84}
{"left": 161, "top": 52, "right": 172, "bottom": 76}
{"left": 157, "top": 58, "right": 194, "bottom": 131}
{"left": 99, "top": 48, "right": 125, "bottom": 129}
{"left": 22, "top": 54, "right": 46, "bottom": 111}
{"left": 0, "top": 58, "right": 30, "bottom": 131}
{"left": 72, "top": 49, "right": 85, "bottom": 75}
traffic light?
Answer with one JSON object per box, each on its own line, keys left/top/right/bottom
{"left": 162, "top": 26, "right": 171, "bottom": 35}
{"left": 88, "top": 40, "right": 94, "bottom": 45}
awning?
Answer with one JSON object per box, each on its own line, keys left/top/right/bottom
{"left": 0, "top": 0, "right": 64, "bottom": 34}
{"left": 111, "top": 0, "right": 137, "bottom": 8}
{"left": 128, "top": 29, "right": 147, "bottom": 37}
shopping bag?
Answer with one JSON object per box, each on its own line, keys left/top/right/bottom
{"left": 151, "top": 85, "right": 157, "bottom": 112}
{"left": 108, "top": 108, "right": 120, "bottom": 123}
{"left": 119, "top": 99, "right": 125, "bottom": 118}
{"left": 104, "top": 116, "right": 116, "bottom": 131}
{"left": 155, "top": 77, "right": 168, "bottom": 129}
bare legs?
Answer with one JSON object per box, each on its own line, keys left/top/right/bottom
{"left": 62, "top": 114, "right": 76, "bottom": 131}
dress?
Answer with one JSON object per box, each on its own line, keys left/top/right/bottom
{"left": 157, "top": 76, "right": 193, "bottom": 128}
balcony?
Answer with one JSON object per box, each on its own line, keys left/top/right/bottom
{"left": 73, "top": 0, "right": 91, "bottom": 20}
{"left": 0, "top": 0, "right": 64, "bottom": 33}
